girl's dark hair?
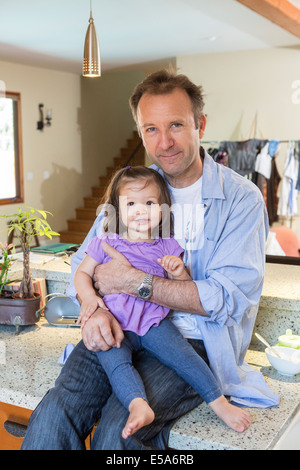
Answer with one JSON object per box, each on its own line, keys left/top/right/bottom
{"left": 100, "top": 165, "right": 173, "bottom": 238}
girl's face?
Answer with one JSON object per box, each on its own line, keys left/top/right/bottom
{"left": 119, "top": 178, "right": 162, "bottom": 241}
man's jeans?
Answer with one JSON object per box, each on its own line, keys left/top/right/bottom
{"left": 21, "top": 337, "right": 208, "bottom": 450}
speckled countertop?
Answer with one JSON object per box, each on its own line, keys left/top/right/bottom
{"left": 261, "top": 263, "right": 300, "bottom": 310}
{"left": 0, "top": 259, "right": 299, "bottom": 450}
{"left": 169, "top": 349, "right": 300, "bottom": 450}
{"left": 0, "top": 319, "right": 299, "bottom": 450}
{"left": 0, "top": 319, "right": 81, "bottom": 410}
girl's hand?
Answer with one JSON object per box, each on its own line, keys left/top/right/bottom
{"left": 77, "top": 294, "right": 109, "bottom": 328}
{"left": 158, "top": 255, "right": 191, "bottom": 280}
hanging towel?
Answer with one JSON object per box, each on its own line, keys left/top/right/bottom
{"left": 255, "top": 142, "right": 272, "bottom": 180}
{"left": 278, "top": 146, "right": 299, "bottom": 217}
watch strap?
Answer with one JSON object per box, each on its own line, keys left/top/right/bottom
{"left": 143, "top": 273, "right": 153, "bottom": 286}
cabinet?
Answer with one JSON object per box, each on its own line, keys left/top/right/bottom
{"left": 0, "top": 401, "right": 94, "bottom": 450}
{"left": 0, "top": 402, "right": 32, "bottom": 450}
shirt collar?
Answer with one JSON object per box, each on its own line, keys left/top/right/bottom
{"left": 202, "top": 150, "right": 225, "bottom": 201}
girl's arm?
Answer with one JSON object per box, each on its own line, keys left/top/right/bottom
{"left": 74, "top": 254, "right": 108, "bottom": 326}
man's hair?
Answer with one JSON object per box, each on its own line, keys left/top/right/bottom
{"left": 129, "top": 69, "right": 205, "bottom": 129}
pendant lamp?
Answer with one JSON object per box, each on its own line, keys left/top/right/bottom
{"left": 83, "top": 1, "right": 101, "bottom": 77}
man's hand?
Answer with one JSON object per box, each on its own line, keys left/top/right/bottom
{"left": 81, "top": 307, "right": 124, "bottom": 352}
{"left": 93, "top": 241, "right": 142, "bottom": 296}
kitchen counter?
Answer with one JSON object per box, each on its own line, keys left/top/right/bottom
{"left": 261, "top": 262, "right": 300, "bottom": 309}
{"left": 169, "top": 349, "right": 300, "bottom": 450}
{"left": 0, "top": 257, "right": 299, "bottom": 450}
{"left": 0, "top": 319, "right": 81, "bottom": 410}
{"left": 0, "top": 319, "right": 299, "bottom": 450}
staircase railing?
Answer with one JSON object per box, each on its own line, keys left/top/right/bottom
{"left": 123, "top": 140, "right": 144, "bottom": 168}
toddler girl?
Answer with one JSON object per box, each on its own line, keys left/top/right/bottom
{"left": 74, "top": 166, "right": 251, "bottom": 439}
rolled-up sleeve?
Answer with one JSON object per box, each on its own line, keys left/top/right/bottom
{"left": 195, "top": 193, "right": 268, "bottom": 327}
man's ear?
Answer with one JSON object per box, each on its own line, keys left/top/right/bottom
{"left": 198, "top": 114, "right": 207, "bottom": 139}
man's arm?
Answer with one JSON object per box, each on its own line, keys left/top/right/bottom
{"left": 93, "top": 241, "right": 209, "bottom": 317}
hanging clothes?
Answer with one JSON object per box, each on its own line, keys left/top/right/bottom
{"left": 253, "top": 140, "right": 281, "bottom": 225}
{"left": 278, "top": 143, "right": 299, "bottom": 217}
{"left": 296, "top": 140, "right": 300, "bottom": 191}
{"left": 255, "top": 142, "right": 272, "bottom": 180}
{"left": 219, "top": 139, "right": 267, "bottom": 176}
{"left": 266, "top": 157, "right": 281, "bottom": 225}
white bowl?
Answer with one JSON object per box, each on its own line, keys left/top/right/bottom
{"left": 265, "top": 346, "right": 300, "bottom": 376}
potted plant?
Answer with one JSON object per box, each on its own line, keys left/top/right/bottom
{"left": 0, "top": 241, "right": 16, "bottom": 296}
{"left": 0, "top": 207, "right": 59, "bottom": 331}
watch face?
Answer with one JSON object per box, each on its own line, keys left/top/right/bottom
{"left": 139, "top": 285, "right": 151, "bottom": 299}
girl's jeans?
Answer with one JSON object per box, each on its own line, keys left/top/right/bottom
{"left": 97, "top": 318, "right": 221, "bottom": 409}
{"left": 21, "top": 330, "right": 210, "bottom": 450}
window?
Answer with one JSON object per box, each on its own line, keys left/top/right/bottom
{"left": 0, "top": 92, "right": 24, "bottom": 205}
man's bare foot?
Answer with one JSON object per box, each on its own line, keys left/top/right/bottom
{"left": 209, "top": 395, "right": 251, "bottom": 432}
{"left": 122, "top": 398, "right": 155, "bottom": 439}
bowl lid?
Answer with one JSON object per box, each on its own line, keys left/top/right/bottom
{"left": 278, "top": 329, "right": 300, "bottom": 349}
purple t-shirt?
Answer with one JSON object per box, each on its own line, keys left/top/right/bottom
{"left": 86, "top": 233, "right": 183, "bottom": 336}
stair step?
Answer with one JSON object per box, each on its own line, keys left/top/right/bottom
{"left": 98, "top": 175, "right": 111, "bottom": 185}
{"left": 67, "top": 218, "right": 94, "bottom": 232}
{"left": 76, "top": 207, "right": 98, "bottom": 220}
{"left": 59, "top": 230, "right": 86, "bottom": 244}
{"left": 84, "top": 197, "right": 101, "bottom": 209}
{"left": 113, "top": 156, "right": 128, "bottom": 167}
{"left": 127, "top": 137, "right": 141, "bottom": 147}
{"left": 120, "top": 148, "right": 135, "bottom": 157}
{"left": 92, "top": 185, "right": 107, "bottom": 198}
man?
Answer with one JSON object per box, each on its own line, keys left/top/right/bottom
{"left": 22, "top": 70, "right": 279, "bottom": 450}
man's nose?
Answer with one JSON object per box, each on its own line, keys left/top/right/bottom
{"left": 159, "top": 130, "right": 174, "bottom": 150}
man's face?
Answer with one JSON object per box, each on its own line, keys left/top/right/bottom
{"left": 136, "top": 88, "right": 206, "bottom": 187}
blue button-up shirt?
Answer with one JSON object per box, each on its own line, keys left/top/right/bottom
{"left": 67, "top": 152, "right": 279, "bottom": 408}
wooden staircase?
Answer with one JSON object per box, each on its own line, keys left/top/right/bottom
{"left": 59, "top": 131, "right": 145, "bottom": 244}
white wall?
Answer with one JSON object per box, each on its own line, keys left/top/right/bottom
{"left": 0, "top": 60, "right": 82, "bottom": 238}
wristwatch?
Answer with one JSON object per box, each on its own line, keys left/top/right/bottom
{"left": 136, "top": 273, "right": 153, "bottom": 300}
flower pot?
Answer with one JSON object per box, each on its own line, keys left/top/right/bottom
{"left": 0, "top": 293, "right": 41, "bottom": 333}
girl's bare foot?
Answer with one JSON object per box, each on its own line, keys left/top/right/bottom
{"left": 209, "top": 395, "right": 251, "bottom": 432}
{"left": 122, "top": 398, "right": 155, "bottom": 439}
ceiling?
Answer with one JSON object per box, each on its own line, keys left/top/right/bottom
{"left": 0, "top": 0, "right": 300, "bottom": 75}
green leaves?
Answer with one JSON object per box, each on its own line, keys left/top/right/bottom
{"left": 0, "top": 207, "right": 60, "bottom": 298}
{"left": 1, "top": 206, "right": 60, "bottom": 247}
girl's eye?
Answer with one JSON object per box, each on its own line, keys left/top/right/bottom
{"left": 146, "top": 201, "right": 154, "bottom": 205}
{"left": 127, "top": 201, "right": 135, "bottom": 206}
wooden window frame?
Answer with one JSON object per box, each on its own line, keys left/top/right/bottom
{"left": 0, "top": 91, "right": 24, "bottom": 205}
